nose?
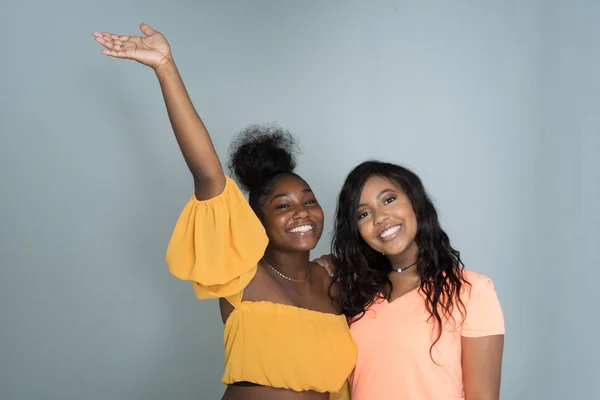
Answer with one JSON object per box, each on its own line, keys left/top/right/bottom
{"left": 293, "top": 204, "right": 310, "bottom": 219}
{"left": 373, "top": 209, "right": 389, "bottom": 226}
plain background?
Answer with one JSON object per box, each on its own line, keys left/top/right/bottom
{"left": 1, "top": 1, "right": 598, "bottom": 399}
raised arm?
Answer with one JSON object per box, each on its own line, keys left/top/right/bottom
{"left": 93, "top": 23, "right": 225, "bottom": 200}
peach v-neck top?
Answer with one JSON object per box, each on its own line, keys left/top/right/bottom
{"left": 348, "top": 270, "right": 504, "bottom": 400}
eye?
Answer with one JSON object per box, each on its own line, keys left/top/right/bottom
{"left": 275, "top": 204, "right": 290, "bottom": 209}
{"left": 305, "top": 198, "right": 318, "bottom": 205}
{"left": 383, "top": 196, "right": 396, "bottom": 205}
{"left": 357, "top": 211, "right": 370, "bottom": 220}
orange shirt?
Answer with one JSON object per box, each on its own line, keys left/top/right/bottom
{"left": 349, "top": 270, "right": 504, "bottom": 400}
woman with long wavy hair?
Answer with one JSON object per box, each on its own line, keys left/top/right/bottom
{"left": 330, "top": 160, "right": 505, "bottom": 400}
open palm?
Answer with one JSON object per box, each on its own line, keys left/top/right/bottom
{"left": 93, "top": 23, "right": 172, "bottom": 69}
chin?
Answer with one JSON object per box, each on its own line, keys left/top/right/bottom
{"left": 382, "top": 243, "right": 409, "bottom": 256}
{"left": 291, "top": 240, "right": 319, "bottom": 252}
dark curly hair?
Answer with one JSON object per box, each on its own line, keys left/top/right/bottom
{"left": 331, "top": 160, "right": 469, "bottom": 354}
{"left": 227, "top": 124, "right": 302, "bottom": 218}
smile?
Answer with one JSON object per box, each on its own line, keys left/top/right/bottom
{"left": 288, "top": 224, "right": 314, "bottom": 233}
{"left": 379, "top": 224, "right": 402, "bottom": 239}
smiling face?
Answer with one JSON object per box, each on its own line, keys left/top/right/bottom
{"left": 260, "top": 175, "right": 324, "bottom": 252}
{"left": 356, "top": 175, "right": 419, "bottom": 262}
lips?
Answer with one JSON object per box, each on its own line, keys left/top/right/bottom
{"left": 287, "top": 224, "right": 315, "bottom": 233}
{"left": 377, "top": 223, "right": 403, "bottom": 240}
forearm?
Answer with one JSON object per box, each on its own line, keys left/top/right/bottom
{"left": 155, "top": 59, "right": 225, "bottom": 198}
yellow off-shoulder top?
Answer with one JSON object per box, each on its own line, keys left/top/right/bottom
{"left": 165, "top": 177, "right": 356, "bottom": 399}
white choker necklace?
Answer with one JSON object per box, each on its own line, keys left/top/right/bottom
{"left": 394, "top": 261, "right": 417, "bottom": 273}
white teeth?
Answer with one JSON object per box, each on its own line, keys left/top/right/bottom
{"left": 380, "top": 225, "right": 401, "bottom": 238}
{"left": 289, "top": 225, "right": 313, "bottom": 233}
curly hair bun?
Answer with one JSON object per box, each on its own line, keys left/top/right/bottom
{"left": 227, "top": 124, "right": 299, "bottom": 193}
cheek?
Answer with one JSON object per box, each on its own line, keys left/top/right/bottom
{"left": 264, "top": 214, "right": 287, "bottom": 235}
{"left": 406, "top": 211, "right": 418, "bottom": 238}
{"left": 357, "top": 223, "right": 374, "bottom": 244}
{"left": 398, "top": 205, "right": 416, "bottom": 224}
{"left": 313, "top": 207, "right": 325, "bottom": 223}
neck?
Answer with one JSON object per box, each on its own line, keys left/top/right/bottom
{"left": 263, "top": 245, "right": 311, "bottom": 281}
{"left": 387, "top": 241, "right": 419, "bottom": 273}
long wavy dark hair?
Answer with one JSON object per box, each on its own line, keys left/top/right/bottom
{"left": 331, "top": 160, "right": 469, "bottom": 353}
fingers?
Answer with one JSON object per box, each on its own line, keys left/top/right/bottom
{"left": 139, "top": 23, "right": 157, "bottom": 37}
{"left": 314, "top": 257, "right": 335, "bottom": 277}
{"left": 100, "top": 48, "right": 129, "bottom": 59}
{"left": 93, "top": 33, "right": 131, "bottom": 58}
{"left": 93, "top": 31, "right": 131, "bottom": 41}
{"left": 94, "top": 32, "right": 127, "bottom": 44}
{"left": 94, "top": 32, "right": 136, "bottom": 55}
{"left": 93, "top": 34, "right": 109, "bottom": 48}
{"left": 92, "top": 32, "right": 133, "bottom": 54}
{"left": 93, "top": 36, "right": 122, "bottom": 51}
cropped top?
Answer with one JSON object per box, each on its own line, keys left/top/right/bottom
{"left": 165, "top": 177, "right": 356, "bottom": 398}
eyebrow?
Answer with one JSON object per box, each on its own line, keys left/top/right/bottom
{"left": 357, "top": 188, "right": 397, "bottom": 208}
{"left": 269, "top": 188, "right": 313, "bottom": 204}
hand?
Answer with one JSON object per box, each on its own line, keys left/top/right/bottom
{"left": 313, "top": 254, "right": 335, "bottom": 277}
{"left": 93, "top": 23, "right": 172, "bottom": 69}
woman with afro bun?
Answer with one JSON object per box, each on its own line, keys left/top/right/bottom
{"left": 94, "top": 24, "right": 355, "bottom": 400}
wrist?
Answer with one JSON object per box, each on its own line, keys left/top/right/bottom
{"left": 154, "top": 56, "right": 177, "bottom": 77}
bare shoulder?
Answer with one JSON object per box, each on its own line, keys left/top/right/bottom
{"left": 310, "top": 261, "right": 335, "bottom": 291}
{"left": 309, "top": 262, "right": 342, "bottom": 312}
{"left": 242, "top": 262, "right": 275, "bottom": 302}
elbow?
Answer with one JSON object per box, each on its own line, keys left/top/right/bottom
{"left": 189, "top": 163, "right": 224, "bottom": 182}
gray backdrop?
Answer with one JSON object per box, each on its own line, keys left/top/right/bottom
{"left": 1, "top": 1, "right": 598, "bottom": 399}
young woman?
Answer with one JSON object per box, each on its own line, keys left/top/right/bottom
{"left": 331, "top": 160, "right": 505, "bottom": 400}
{"left": 93, "top": 23, "right": 355, "bottom": 400}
